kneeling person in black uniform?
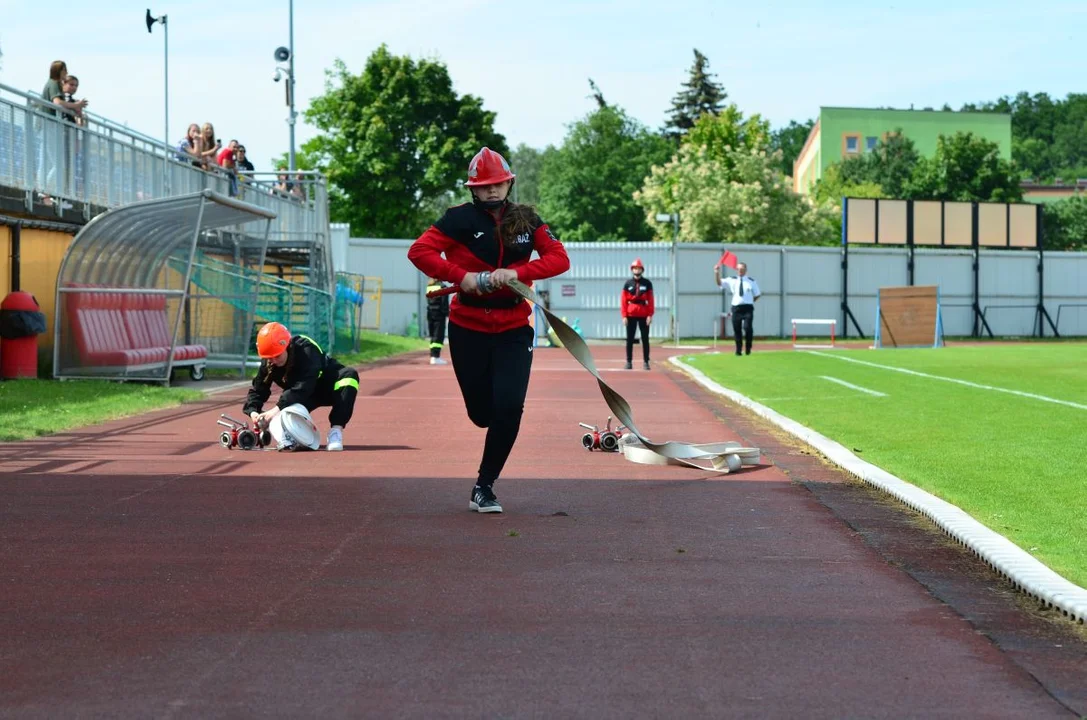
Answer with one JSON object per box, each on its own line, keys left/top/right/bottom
{"left": 243, "top": 322, "right": 359, "bottom": 451}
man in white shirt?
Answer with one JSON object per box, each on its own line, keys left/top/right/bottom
{"left": 714, "top": 262, "right": 761, "bottom": 356}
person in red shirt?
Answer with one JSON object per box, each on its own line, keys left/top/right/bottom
{"left": 408, "top": 147, "right": 570, "bottom": 514}
{"left": 621, "top": 258, "right": 655, "bottom": 370}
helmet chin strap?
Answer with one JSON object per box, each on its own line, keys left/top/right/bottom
{"left": 474, "top": 196, "right": 507, "bottom": 211}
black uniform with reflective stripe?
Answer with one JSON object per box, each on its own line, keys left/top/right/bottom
{"left": 243, "top": 335, "right": 346, "bottom": 415}
{"left": 426, "top": 282, "right": 450, "bottom": 318}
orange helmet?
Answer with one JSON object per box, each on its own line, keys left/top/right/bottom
{"left": 465, "top": 147, "right": 515, "bottom": 187}
{"left": 630, "top": 258, "right": 644, "bottom": 270}
{"left": 256, "top": 322, "right": 291, "bottom": 359}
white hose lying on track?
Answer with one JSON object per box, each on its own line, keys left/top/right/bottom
{"left": 508, "top": 279, "right": 759, "bottom": 474}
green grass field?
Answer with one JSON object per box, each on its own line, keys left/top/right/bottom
{"left": 0, "top": 331, "right": 429, "bottom": 443}
{"left": 0, "top": 381, "right": 203, "bottom": 442}
{"left": 683, "top": 343, "right": 1087, "bottom": 588}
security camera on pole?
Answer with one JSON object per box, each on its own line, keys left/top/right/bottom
{"left": 272, "top": 0, "right": 297, "bottom": 172}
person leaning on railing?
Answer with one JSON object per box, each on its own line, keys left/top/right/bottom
{"left": 41, "top": 60, "right": 87, "bottom": 120}
{"left": 35, "top": 61, "right": 88, "bottom": 205}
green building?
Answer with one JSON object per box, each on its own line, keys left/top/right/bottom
{"left": 793, "top": 106, "right": 1013, "bottom": 196}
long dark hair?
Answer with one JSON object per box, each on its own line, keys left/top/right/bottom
{"left": 497, "top": 203, "right": 541, "bottom": 248}
{"left": 263, "top": 347, "right": 294, "bottom": 385}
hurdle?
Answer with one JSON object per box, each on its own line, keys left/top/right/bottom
{"left": 791, "top": 318, "right": 837, "bottom": 349}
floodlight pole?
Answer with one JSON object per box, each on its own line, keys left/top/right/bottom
{"left": 656, "top": 211, "right": 680, "bottom": 346}
{"left": 164, "top": 15, "right": 168, "bottom": 190}
{"left": 147, "top": 10, "right": 169, "bottom": 193}
{"left": 288, "top": 0, "right": 297, "bottom": 172}
{"left": 671, "top": 212, "right": 679, "bottom": 346}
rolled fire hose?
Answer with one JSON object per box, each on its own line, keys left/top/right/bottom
{"left": 432, "top": 275, "right": 760, "bottom": 474}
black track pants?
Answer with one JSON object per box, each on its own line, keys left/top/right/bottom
{"left": 448, "top": 321, "right": 534, "bottom": 487}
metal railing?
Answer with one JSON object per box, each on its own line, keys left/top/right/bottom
{"left": 0, "top": 81, "right": 328, "bottom": 246}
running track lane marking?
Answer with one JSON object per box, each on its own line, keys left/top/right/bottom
{"left": 807, "top": 351, "right": 1087, "bottom": 411}
{"left": 818, "top": 376, "right": 887, "bottom": 397}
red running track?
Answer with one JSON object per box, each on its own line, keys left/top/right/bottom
{"left": 0, "top": 346, "right": 1079, "bottom": 718}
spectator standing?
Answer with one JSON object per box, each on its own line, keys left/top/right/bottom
{"left": 38, "top": 60, "right": 86, "bottom": 204}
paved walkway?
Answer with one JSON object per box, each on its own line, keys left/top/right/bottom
{"left": 0, "top": 346, "right": 1082, "bottom": 718}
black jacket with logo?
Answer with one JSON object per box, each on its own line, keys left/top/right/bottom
{"left": 243, "top": 335, "right": 344, "bottom": 415}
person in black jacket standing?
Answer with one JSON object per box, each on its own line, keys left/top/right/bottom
{"left": 425, "top": 277, "right": 451, "bottom": 365}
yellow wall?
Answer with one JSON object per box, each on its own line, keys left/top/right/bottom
{"left": 0, "top": 226, "right": 10, "bottom": 299}
{"left": 8, "top": 228, "right": 75, "bottom": 351}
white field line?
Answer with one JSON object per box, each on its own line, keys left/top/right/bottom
{"left": 670, "top": 355, "right": 1087, "bottom": 625}
{"left": 807, "top": 351, "right": 1087, "bottom": 411}
{"left": 818, "top": 376, "right": 887, "bottom": 397}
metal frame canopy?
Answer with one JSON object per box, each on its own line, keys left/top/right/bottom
{"left": 53, "top": 190, "right": 277, "bottom": 383}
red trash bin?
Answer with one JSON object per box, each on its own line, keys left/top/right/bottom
{"left": 0, "top": 291, "right": 48, "bottom": 379}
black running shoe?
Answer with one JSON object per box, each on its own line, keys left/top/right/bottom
{"left": 624, "top": 361, "right": 633, "bottom": 370}
{"left": 469, "top": 485, "right": 503, "bottom": 513}
{"left": 643, "top": 361, "right": 650, "bottom": 370}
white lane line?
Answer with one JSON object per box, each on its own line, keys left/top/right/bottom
{"left": 670, "top": 355, "right": 1087, "bottom": 625}
{"left": 818, "top": 376, "right": 887, "bottom": 397}
{"left": 807, "top": 351, "right": 1087, "bottom": 411}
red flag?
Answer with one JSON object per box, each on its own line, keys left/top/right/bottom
{"left": 716, "top": 250, "right": 739, "bottom": 269}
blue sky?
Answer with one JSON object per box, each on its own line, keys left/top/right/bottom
{"left": 0, "top": 0, "right": 1082, "bottom": 173}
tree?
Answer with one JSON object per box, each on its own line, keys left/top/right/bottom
{"left": 908, "top": 132, "right": 1023, "bottom": 203}
{"left": 664, "top": 49, "right": 727, "bottom": 138}
{"left": 770, "top": 119, "right": 815, "bottom": 177}
{"left": 959, "top": 91, "right": 1087, "bottom": 182}
{"left": 815, "top": 131, "right": 920, "bottom": 202}
{"left": 587, "top": 79, "right": 608, "bottom": 109}
{"left": 299, "top": 46, "right": 507, "bottom": 238}
{"left": 685, "top": 105, "right": 771, "bottom": 162}
{"left": 1042, "top": 195, "right": 1087, "bottom": 251}
{"left": 270, "top": 150, "right": 318, "bottom": 172}
{"left": 635, "top": 111, "right": 837, "bottom": 246}
{"left": 538, "top": 106, "right": 672, "bottom": 242}
{"left": 508, "top": 143, "right": 552, "bottom": 206}
{"left": 873, "top": 132, "right": 922, "bottom": 198}
{"left": 812, "top": 163, "right": 884, "bottom": 207}
{"left": 837, "top": 131, "right": 919, "bottom": 198}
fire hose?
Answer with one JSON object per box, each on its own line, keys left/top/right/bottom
{"left": 429, "top": 275, "right": 760, "bottom": 473}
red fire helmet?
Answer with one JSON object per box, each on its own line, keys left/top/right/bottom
{"left": 465, "top": 147, "right": 515, "bottom": 187}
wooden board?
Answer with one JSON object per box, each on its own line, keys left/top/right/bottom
{"left": 878, "top": 285, "right": 938, "bottom": 347}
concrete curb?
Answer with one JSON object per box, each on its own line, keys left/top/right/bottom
{"left": 670, "top": 355, "right": 1087, "bottom": 625}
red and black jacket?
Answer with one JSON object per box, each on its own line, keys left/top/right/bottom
{"left": 621, "top": 276, "right": 655, "bottom": 319}
{"left": 408, "top": 202, "right": 570, "bottom": 333}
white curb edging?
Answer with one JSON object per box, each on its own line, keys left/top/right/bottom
{"left": 670, "top": 356, "right": 1087, "bottom": 624}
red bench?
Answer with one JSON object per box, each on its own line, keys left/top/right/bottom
{"left": 64, "top": 284, "right": 207, "bottom": 379}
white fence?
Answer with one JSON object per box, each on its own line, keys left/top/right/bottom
{"left": 336, "top": 235, "right": 1087, "bottom": 340}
